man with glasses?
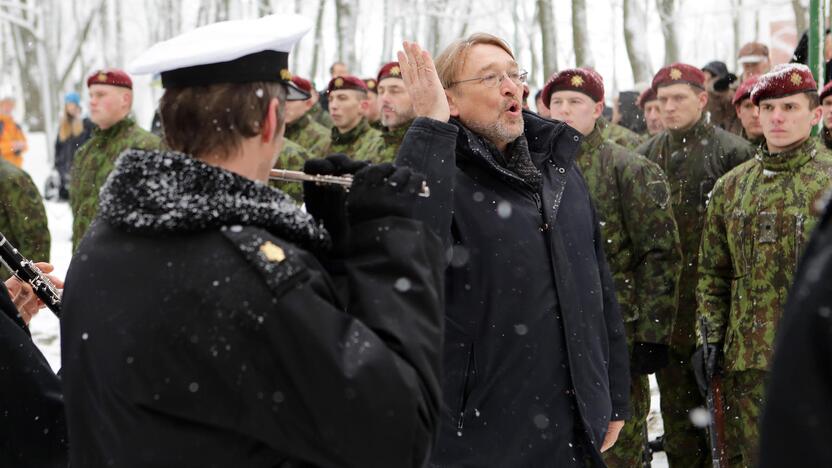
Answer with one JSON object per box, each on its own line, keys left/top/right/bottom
{"left": 394, "top": 34, "right": 630, "bottom": 467}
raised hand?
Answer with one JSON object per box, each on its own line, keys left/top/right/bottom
{"left": 397, "top": 41, "right": 450, "bottom": 123}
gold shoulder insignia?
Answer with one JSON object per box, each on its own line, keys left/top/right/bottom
{"left": 259, "top": 241, "right": 286, "bottom": 263}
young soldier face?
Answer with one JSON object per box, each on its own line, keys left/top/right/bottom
{"left": 447, "top": 44, "right": 524, "bottom": 150}
{"left": 822, "top": 95, "right": 832, "bottom": 129}
{"left": 758, "top": 93, "right": 822, "bottom": 152}
{"left": 548, "top": 90, "right": 603, "bottom": 136}
{"left": 643, "top": 100, "right": 664, "bottom": 135}
{"left": 378, "top": 78, "right": 415, "bottom": 130}
{"left": 363, "top": 91, "right": 380, "bottom": 122}
{"left": 88, "top": 84, "right": 131, "bottom": 130}
{"left": 328, "top": 89, "right": 367, "bottom": 133}
{"left": 735, "top": 98, "right": 763, "bottom": 138}
{"left": 656, "top": 83, "right": 707, "bottom": 131}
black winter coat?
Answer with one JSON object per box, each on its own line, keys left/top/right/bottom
{"left": 60, "top": 149, "right": 445, "bottom": 467}
{"left": 54, "top": 118, "right": 94, "bottom": 197}
{"left": 397, "top": 115, "right": 630, "bottom": 467}
{"left": 758, "top": 194, "right": 832, "bottom": 467}
{"left": 0, "top": 282, "right": 67, "bottom": 467}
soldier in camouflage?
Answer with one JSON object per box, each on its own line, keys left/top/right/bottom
{"left": 637, "top": 87, "right": 664, "bottom": 137}
{"left": 696, "top": 64, "right": 832, "bottom": 468}
{"left": 70, "top": 69, "right": 162, "bottom": 252}
{"left": 733, "top": 76, "right": 764, "bottom": 147}
{"left": 637, "top": 63, "right": 753, "bottom": 468}
{"left": 0, "top": 158, "right": 50, "bottom": 274}
{"left": 325, "top": 75, "right": 385, "bottom": 161}
{"left": 597, "top": 115, "right": 644, "bottom": 150}
{"left": 546, "top": 68, "right": 682, "bottom": 468}
{"left": 374, "top": 62, "right": 416, "bottom": 163}
{"left": 283, "top": 75, "right": 331, "bottom": 157}
{"left": 820, "top": 81, "right": 832, "bottom": 150}
{"left": 362, "top": 78, "right": 383, "bottom": 131}
{"left": 270, "top": 138, "right": 313, "bottom": 203}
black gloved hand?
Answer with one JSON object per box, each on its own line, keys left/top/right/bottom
{"left": 303, "top": 154, "right": 369, "bottom": 252}
{"left": 347, "top": 163, "right": 426, "bottom": 226}
{"left": 691, "top": 344, "right": 723, "bottom": 397}
{"left": 630, "top": 342, "right": 670, "bottom": 375}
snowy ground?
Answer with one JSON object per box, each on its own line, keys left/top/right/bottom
{"left": 20, "top": 132, "right": 669, "bottom": 466}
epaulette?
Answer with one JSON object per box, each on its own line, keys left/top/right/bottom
{"left": 221, "top": 225, "right": 309, "bottom": 298}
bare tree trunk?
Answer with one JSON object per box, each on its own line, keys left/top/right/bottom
{"left": 656, "top": 0, "right": 679, "bottom": 64}
{"left": 335, "top": 0, "right": 358, "bottom": 70}
{"left": 457, "top": 0, "right": 473, "bottom": 38}
{"left": 115, "top": 0, "right": 124, "bottom": 68}
{"left": 309, "top": 0, "right": 326, "bottom": 81}
{"left": 792, "top": 0, "right": 808, "bottom": 35}
{"left": 571, "top": 0, "right": 594, "bottom": 68}
{"left": 537, "top": 0, "right": 557, "bottom": 81}
{"left": 381, "top": 0, "right": 393, "bottom": 62}
{"left": 623, "top": 0, "right": 652, "bottom": 83}
{"left": 99, "top": 0, "right": 110, "bottom": 65}
{"left": 258, "top": 0, "right": 272, "bottom": 16}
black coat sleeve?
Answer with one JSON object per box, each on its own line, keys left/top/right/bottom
{"left": 0, "top": 282, "right": 67, "bottom": 468}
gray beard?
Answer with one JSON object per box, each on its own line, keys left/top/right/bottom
{"left": 463, "top": 117, "right": 524, "bottom": 149}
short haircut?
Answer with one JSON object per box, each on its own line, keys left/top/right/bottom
{"left": 807, "top": 91, "right": 820, "bottom": 109}
{"left": 330, "top": 61, "right": 347, "bottom": 74}
{"left": 434, "top": 33, "right": 515, "bottom": 89}
{"left": 159, "top": 81, "right": 286, "bottom": 160}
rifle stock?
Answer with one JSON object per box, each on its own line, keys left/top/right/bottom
{"left": 699, "top": 316, "right": 728, "bottom": 468}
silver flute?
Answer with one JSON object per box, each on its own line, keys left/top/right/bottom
{"left": 269, "top": 169, "right": 431, "bottom": 197}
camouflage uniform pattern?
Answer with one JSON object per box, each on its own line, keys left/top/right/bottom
{"left": 70, "top": 116, "right": 161, "bottom": 252}
{"left": 0, "top": 159, "right": 50, "bottom": 275}
{"left": 375, "top": 120, "right": 414, "bottom": 164}
{"left": 696, "top": 137, "right": 832, "bottom": 468}
{"left": 308, "top": 101, "right": 333, "bottom": 128}
{"left": 285, "top": 113, "right": 331, "bottom": 158}
{"left": 270, "top": 138, "right": 313, "bottom": 203}
{"left": 598, "top": 116, "right": 644, "bottom": 150}
{"left": 575, "top": 125, "right": 682, "bottom": 467}
{"left": 637, "top": 115, "right": 753, "bottom": 467}
{"left": 327, "top": 118, "right": 385, "bottom": 162}
{"left": 822, "top": 126, "right": 832, "bottom": 150}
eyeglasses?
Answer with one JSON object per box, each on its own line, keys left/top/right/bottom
{"left": 449, "top": 69, "right": 528, "bottom": 88}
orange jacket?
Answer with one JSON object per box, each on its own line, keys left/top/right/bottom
{"left": 0, "top": 114, "right": 28, "bottom": 167}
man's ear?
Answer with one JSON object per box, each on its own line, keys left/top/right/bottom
{"left": 359, "top": 98, "right": 369, "bottom": 113}
{"left": 447, "top": 90, "right": 460, "bottom": 117}
{"left": 698, "top": 90, "right": 709, "bottom": 110}
{"left": 811, "top": 104, "right": 824, "bottom": 127}
{"left": 262, "top": 98, "right": 281, "bottom": 143}
{"left": 593, "top": 100, "right": 604, "bottom": 120}
{"left": 303, "top": 98, "right": 315, "bottom": 111}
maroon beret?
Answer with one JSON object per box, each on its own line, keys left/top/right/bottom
{"left": 377, "top": 62, "right": 403, "bottom": 84}
{"left": 750, "top": 64, "right": 817, "bottom": 105}
{"left": 327, "top": 75, "right": 368, "bottom": 94}
{"left": 363, "top": 78, "right": 378, "bottom": 93}
{"left": 542, "top": 68, "right": 605, "bottom": 105}
{"left": 732, "top": 76, "right": 759, "bottom": 106}
{"left": 651, "top": 63, "right": 705, "bottom": 91}
{"left": 87, "top": 68, "right": 132, "bottom": 90}
{"left": 637, "top": 87, "right": 657, "bottom": 109}
{"left": 821, "top": 80, "right": 832, "bottom": 103}
{"left": 290, "top": 75, "right": 313, "bottom": 94}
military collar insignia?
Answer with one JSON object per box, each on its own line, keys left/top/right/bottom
{"left": 259, "top": 241, "right": 286, "bottom": 263}
{"left": 669, "top": 68, "right": 682, "bottom": 80}
{"left": 571, "top": 75, "right": 584, "bottom": 87}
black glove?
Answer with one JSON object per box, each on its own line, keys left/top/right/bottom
{"left": 347, "top": 163, "right": 426, "bottom": 225}
{"left": 303, "top": 154, "right": 369, "bottom": 253}
{"left": 692, "top": 344, "right": 723, "bottom": 397}
{"left": 630, "top": 342, "right": 670, "bottom": 375}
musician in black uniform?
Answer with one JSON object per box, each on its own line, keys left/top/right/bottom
{"left": 60, "top": 15, "right": 449, "bottom": 468}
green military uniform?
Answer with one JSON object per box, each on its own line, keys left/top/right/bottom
{"left": 285, "top": 113, "right": 330, "bottom": 158}
{"left": 637, "top": 114, "right": 753, "bottom": 467}
{"left": 598, "top": 116, "right": 644, "bottom": 150}
{"left": 271, "top": 138, "right": 313, "bottom": 203}
{"left": 375, "top": 120, "right": 413, "bottom": 164}
{"left": 308, "top": 101, "right": 333, "bottom": 128}
{"left": 0, "top": 159, "right": 50, "bottom": 274}
{"left": 697, "top": 137, "right": 832, "bottom": 467}
{"left": 575, "top": 125, "right": 682, "bottom": 467}
{"left": 70, "top": 116, "right": 161, "bottom": 252}
{"left": 327, "top": 118, "right": 385, "bottom": 162}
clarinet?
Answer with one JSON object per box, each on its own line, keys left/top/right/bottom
{"left": 0, "top": 232, "right": 62, "bottom": 317}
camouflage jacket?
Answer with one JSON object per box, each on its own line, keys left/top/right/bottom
{"left": 70, "top": 116, "right": 161, "bottom": 252}
{"left": 308, "top": 102, "right": 333, "bottom": 128}
{"left": 637, "top": 115, "right": 753, "bottom": 348}
{"left": 375, "top": 120, "right": 414, "bottom": 164}
{"left": 285, "top": 114, "right": 331, "bottom": 158}
{"left": 598, "top": 117, "right": 644, "bottom": 150}
{"left": 327, "top": 118, "right": 385, "bottom": 161}
{"left": 822, "top": 126, "right": 832, "bottom": 150}
{"left": 696, "top": 137, "right": 832, "bottom": 371}
{"left": 578, "top": 125, "right": 682, "bottom": 345}
{"left": 270, "top": 138, "right": 313, "bottom": 203}
{"left": 0, "top": 159, "right": 50, "bottom": 273}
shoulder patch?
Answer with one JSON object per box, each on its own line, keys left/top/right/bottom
{"left": 221, "top": 225, "right": 309, "bottom": 298}
{"left": 646, "top": 179, "right": 670, "bottom": 209}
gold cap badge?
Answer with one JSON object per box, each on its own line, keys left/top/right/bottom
{"left": 259, "top": 241, "right": 286, "bottom": 263}
{"left": 367, "top": 80, "right": 376, "bottom": 89}
{"left": 334, "top": 77, "right": 344, "bottom": 87}
{"left": 669, "top": 68, "right": 682, "bottom": 80}
{"left": 390, "top": 66, "right": 401, "bottom": 76}
{"left": 97, "top": 72, "right": 108, "bottom": 82}
{"left": 280, "top": 69, "right": 292, "bottom": 81}
{"left": 570, "top": 75, "right": 585, "bottom": 87}
{"left": 790, "top": 72, "right": 803, "bottom": 86}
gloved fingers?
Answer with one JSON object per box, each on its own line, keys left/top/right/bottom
{"left": 353, "top": 163, "right": 396, "bottom": 187}
{"left": 387, "top": 166, "right": 414, "bottom": 190}
{"left": 325, "top": 153, "right": 368, "bottom": 175}
{"left": 304, "top": 157, "right": 337, "bottom": 175}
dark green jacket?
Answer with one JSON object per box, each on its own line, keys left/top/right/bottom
{"left": 285, "top": 114, "right": 330, "bottom": 158}
{"left": 271, "top": 139, "right": 313, "bottom": 203}
{"left": 373, "top": 120, "right": 414, "bottom": 164}
{"left": 327, "top": 119, "right": 384, "bottom": 161}
{"left": 0, "top": 159, "right": 50, "bottom": 273}
{"left": 598, "top": 117, "right": 644, "bottom": 150}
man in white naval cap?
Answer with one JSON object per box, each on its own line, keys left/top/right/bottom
{"left": 60, "top": 14, "right": 448, "bottom": 467}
